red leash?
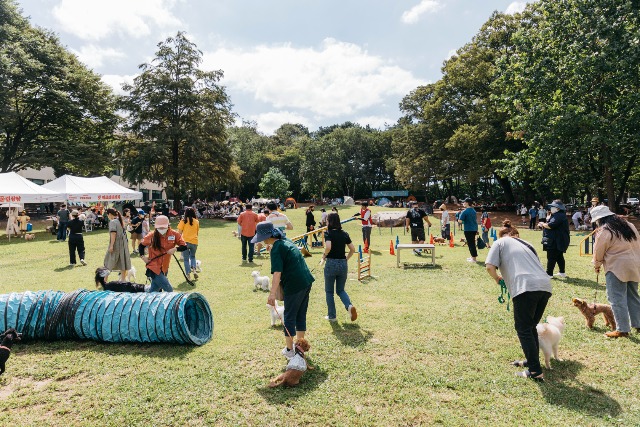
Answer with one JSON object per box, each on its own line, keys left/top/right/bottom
{"left": 270, "top": 304, "right": 293, "bottom": 339}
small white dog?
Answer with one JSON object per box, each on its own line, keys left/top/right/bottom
{"left": 195, "top": 260, "right": 202, "bottom": 273}
{"left": 537, "top": 316, "right": 565, "bottom": 369}
{"left": 251, "top": 271, "right": 270, "bottom": 291}
{"left": 267, "top": 301, "right": 285, "bottom": 327}
{"left": 119, "top": 265, "right": 137, "bottom": 282}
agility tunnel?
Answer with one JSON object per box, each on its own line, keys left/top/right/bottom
{"left": 0, "top": 290, "right": 213, "bottom": 345}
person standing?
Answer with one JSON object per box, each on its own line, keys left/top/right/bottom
{"left": 529, "top": 205, "right": 538, "bottom": 230}
{"left": 319, "top": 208, "right": 328, "bottom": 228}
{"left": 57, "top": 204, "right": 70, "bottom": 242}
{"left": 129, "top": 209, "right": 145, "bottom": 254}
{"left": 237, "top": 204, "right": 259, "bottom": 263}
{"left": 458, "top": 198, "right": 479, "bottom": 263}
{"left": 17, "top": 210, "right": 30, "bottom": 238}
{"left": 178, "top": 207, "right": 201, "bottom": 280}
{"left": 66, "top": 210, "right": 86, "bottom": 266}
{"left": 405, "top": 202, "right": 432, "bottom": 256}
{"left": 485, "top": 220, "right": 552, "bottom": 382}
{"left": 139, "top": 215, "right": 187, "bottom": 292}
{"left": 591, "top": 206, "right": 640, "bottom": 338}
{"left": 481, "top": 210, "right": 492, "bottom": 249}
{"left": 104, "top": 208, "right": 132, "bottom": 281}
{"left": 304, "top": 205, "right": 318, "bottom": 243}
{"left": 440, "top": 204, "right": 450, "bottom": 240}
{"left": 360, "top": 201, "right": 373, "bottom": 253}
{"left": 5, "top": 207, "right": 20, "bottom": 238}
{"left": 266, "top": 201, "right": 293, "bottom": 236}
{"left": 322, "top": 212, "right": 357, "bottom": 322}
{"left": 537, "top": 205, "right": 547, "bottom": 224}
{"left": 256, "top": 222, "right": 315, "bottom": 360}
{"left": 538, "top": 200, "right": 570, "bottom": 277}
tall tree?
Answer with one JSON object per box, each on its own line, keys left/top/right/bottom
{"left": 0, "top": 0, "right": 118, "bottom": 174}
{"left": 119, "top": 32, "right": 234, "bottom": 205}
{"left": 227, "top": 122, "right": 273, "bottom": 197}
{"left": 299, "top": 135, "right": 343, "bottom": 201}
{"left": 258, "top": 167, "right": 290, "bottom": 200}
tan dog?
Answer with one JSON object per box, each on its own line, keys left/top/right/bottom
{"left": 459, "top": 238, "right": 467, "bottom": 246}
{"left": 433, "top": 237, "right": 447, "bottom": 245}
{"left": 268, "top": 339, "right": 311, "bottom": 387}
{"left": 572, "top": 298, "right": 616, "bottom": 331}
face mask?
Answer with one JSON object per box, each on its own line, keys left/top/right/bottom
{"left": 550, "top": 207, "right": 558, "bottom": 214}
{"left": 157, "top": 228, "right": 168, "bottom": 235}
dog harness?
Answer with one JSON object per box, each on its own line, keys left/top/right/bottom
{"left": 0, "top": 345, "right": 11, "bottom": 352}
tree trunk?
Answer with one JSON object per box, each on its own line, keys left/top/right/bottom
{"left": 494, "top": 174, "right": 514, "bottom": 203}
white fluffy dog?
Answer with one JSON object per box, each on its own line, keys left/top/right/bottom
{"left": 537, "top": 316, "right": 565, "bottom": 369}
{"left": 119, "top": 265, "right": 137, "bottom": 282}
{"left": 251, "top": 271, "right": 270, "bottom": 291}
{"left": 195, "top": 260, "right": 202, "bottom": 272}
{"left": 267, "top": 301, "right": 285, "bottom": 327}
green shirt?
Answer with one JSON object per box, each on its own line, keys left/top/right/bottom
{"left": 270, "top": 239, "right": 314, "bottom": 295}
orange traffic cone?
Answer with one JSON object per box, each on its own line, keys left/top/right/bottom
{"left": 429, "top": 234, "right": 434, "bottom": 244}
{"left": 449, "top": 232, "right": 454, "bottom": 248}
{"left": 390, "top": 240, "right": 395, "bottom": 255}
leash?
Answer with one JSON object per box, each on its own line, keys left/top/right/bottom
{"left": 172, "top": 253, "right": 196, "bottom": 287}
{"left": 270, "top": 304, "right": 293, "bottom": 339}
{"left": 497, "top": 279, "right": 511, "bottom": 311}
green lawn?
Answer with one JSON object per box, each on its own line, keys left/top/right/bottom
{"left": 0, "top": 206, "right": 638, "bottom": 426}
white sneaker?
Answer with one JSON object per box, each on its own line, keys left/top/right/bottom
{"left": 554, "top": 273, "right": 567, "bottom": 278}
{"left": 281, "top": 347, "right": 295, "bottom": 360}
{"left": 80, "top": 259, "right": 87, "bottom": 266}
{"left": 324, "top": 315, "right": 337, "bottom": 322}
{"left": 466, "top": 258, "right": 477, "bottom": 263}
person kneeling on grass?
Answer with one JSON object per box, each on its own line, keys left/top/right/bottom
{"left": 485, "top": 220, "right": 552, "bottom": 382}
{"left": 254, "top": 221, "right": 314, "bottom": 360}
{"left": 138, "top": 215, "right": 188, "bottom": 292}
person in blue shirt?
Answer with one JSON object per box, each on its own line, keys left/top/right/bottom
{"left": 529, "top": 205, "right": 538, "bottom": 230}
{"left": 458, "top": 198, "right": 479, "bottom": 262}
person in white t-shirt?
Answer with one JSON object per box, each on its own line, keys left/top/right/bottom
{"left": 571, "top": 210, "right": 583, "bottom": 230}
{"left": 266, "top": 201, "right": 293, "bottom": 236}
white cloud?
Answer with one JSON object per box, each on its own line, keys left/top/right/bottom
{"left": 354, "top": 115, "right": 394, "bottom": 130}
{"left": 505, "top": 2, "right": 527, "bottom": 14}
{"left": 52, "top": 0, "right": 181, "bottom": 41}
{"left": 248, "top": 111, "right": 312, "bottom": 136}
{"left": 203, "top": 38, "right": 425, "bottom": 119}
{"left": 73, "top": 45, "right": 125, "bottom": 69}
{"left": 401, "top": 1, "right": 443, "bottom": 24}
{"left": 101, "top": 74, "right": 137, "bottom": 95}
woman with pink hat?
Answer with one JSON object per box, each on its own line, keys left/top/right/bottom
{"left": 591, "top": 205, "right": 640, "bottom": 338}
{"left": 139, "top": 215, "right": 188, "bottom": 292}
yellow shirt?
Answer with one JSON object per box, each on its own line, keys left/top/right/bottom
{"left": 177, "top": 218, "right": 200, "bottom": 245}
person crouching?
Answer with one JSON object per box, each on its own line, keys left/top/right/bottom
{"left": 138, "top": 215, "right": 187, "bottom": 292}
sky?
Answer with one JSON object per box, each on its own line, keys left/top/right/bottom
{"left": 16, "top": 0, "right": 532, "bottom": 135}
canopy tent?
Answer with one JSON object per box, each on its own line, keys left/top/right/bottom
{"left": 285, "top": 197, "right": 297, "bottom": 208}
{"left": 376, "top": 197, "right": 391, "bottom": 206}
{"left": 42, "top": 175, "right": 143, "bottom": 202}
{"left": 0, "top": 172, "right": 65, "bottom": 204}
{"left": 343, "top": 196, "right": 355, "bottom": 206}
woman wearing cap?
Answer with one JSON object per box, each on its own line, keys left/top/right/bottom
{"left": 66, "top": 210, "right": 86, "bottom": 266}
{"left": 538, "top": 200, "right": 570, "bottom": 277}
{"left": 139, "top": 215, "right": 187, "bottom": 292}
{"left": 104, "top": 208, "right": 132, "bottom": 281}
{"left": 591, "top": 206, "right": 640, "bottom": 338}
{"left": 256, "top": 221, "right": 314, "bottom": 360}
{"left": 458, "top": 198, "right": 479, "bottom": 262}
{"left": 177, "top": 207, "right": 200, "bottom": 280}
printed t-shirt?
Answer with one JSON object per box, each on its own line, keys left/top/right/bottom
{"left": 406, "top": 208, "right": 427, "bottom": 229}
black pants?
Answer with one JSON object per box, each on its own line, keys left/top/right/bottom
{"left": 529, "top": 217, "right": 537, "bottom": 229}
{"left": 304, "top": 225, "right": 318, "bottom": 242}
{"left": 241, "top": 235, "right": 255, "bottom": 262}
{"left": 68, "top": 234, "right": 85, "bottom": 264}
{"left": 441, "top": 223, "right": 450, "bottom": 240}
{"left": 464, "top": 231, "right": 477, "bottom": 258}
{"left": 512, "top": 291, "right": 551, "bottom": 375}
{"left": 545, "top": 248, "right": 565, "bottom": 276}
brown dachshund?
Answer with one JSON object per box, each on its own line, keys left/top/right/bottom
{"left": 268, "top": 339, "right": 311, "bottom": 387}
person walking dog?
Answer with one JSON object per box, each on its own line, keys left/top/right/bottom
{"left": 139, "top": 215, "right": 187, "bottom": 292}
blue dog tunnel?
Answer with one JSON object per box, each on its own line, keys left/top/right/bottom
{"left": 0, "top": 290, "right": 213, "bottom": 345}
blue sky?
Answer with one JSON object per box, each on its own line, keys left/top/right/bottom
{"left": 16, "top": 0, "right": 532, "bottom": 134}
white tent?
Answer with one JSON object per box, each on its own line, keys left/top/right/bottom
{"left": 42, "top": 175, "right": 143, "bottom": 202}
{"left": 343, "top": 196, "right": 355, "bottom": 206}
{"left": 0, "top": 172, "right": 65, "bottom": 203}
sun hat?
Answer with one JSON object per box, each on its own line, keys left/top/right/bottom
{"left": 590, "top": 205, "right": 615, "bottom": 223}
{"left": 155, "top": 215, "right": 170, "bottom": 228}
{"left": 549, "top": 200, "right": 566, "bottom": 211}
{"left": 251, "top": 221, "right": 282, "bottom": 244}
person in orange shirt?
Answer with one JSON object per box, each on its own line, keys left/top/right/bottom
{"left": 237, "top": 204, "right": 260, "bottom": 263}
{"left": 139, "top": 215, "right": 187, "bottom": 292}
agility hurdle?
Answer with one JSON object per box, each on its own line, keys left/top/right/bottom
{"left": 357, "top": 245, "right": 372, "bottom": 281}
{"left": 579, "top": 230, "right": 597, "bottom": 257}
{"left": 289, "top": 216, "right": 363, "bottom": 256}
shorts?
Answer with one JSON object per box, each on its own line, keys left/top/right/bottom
{"left": 130, "top": 232, "right": 142, "bottom": 240}
{"left": 410, "top": 228, "right": 426, "bottom": 242}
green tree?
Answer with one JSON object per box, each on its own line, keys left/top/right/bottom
{"left": 258, "top": 167, "right": 290, "bottom": 200}
{"left": 0, "top": 0, "right": 118, "bottom": 174}
{"left": 119, "top": 32, "right": 234, "bottom": 205}
{"left": 300, "top": 135, "right": 343, "bottom": 201}
{"left": 266, "top": 123, "right": 307, "bottom": 198}
{"left": 227, "top": 122, "right": 273, "bottom": 197}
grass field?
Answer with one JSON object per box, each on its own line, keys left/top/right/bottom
{"left": 0, "top": 206, "right": 638, "bottom": 426}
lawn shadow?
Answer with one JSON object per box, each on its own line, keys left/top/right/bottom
{"left": 257, "top": 363, "right": 328, "bottom": 402}
{"left": 18, "top": 339, "right": 197, "bottom": 359}
{"left": 329, "top": 322, "right": 373, "bottom": 347}
{"left": 54, "top": 265, "right": 75, "bottom": 272}
{"left": 539, "top": 359, "right": 622, "bottom": 418}
{"left": 566, "top": 277, "right": 600, "bottom": 290}
{"left": 401, "top": 263, "right": 443, "bottom": 270}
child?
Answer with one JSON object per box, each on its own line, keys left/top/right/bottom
{"left": 142, "top": 214, "right": 150, "bottom": 238}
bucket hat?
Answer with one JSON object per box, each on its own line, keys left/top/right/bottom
{"left": 251, "top": 221, "right": 283, "bottom": 243}
{"left": 590, "top": 205, "right": 615, "bottom": 223}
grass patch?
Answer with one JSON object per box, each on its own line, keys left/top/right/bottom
{"left": 0, "top": 206, "right": 638, "bottom": 426}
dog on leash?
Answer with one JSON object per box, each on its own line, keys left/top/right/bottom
{"left": 572, "top": 298, "right": 616, "bottom": 331}
{"left": 195, "top": 260, "right": 202, "bottom": 273}
{"left": 268, "top": 338, "right": 311, "bottom": 387}
{"left": 0, "top": 328, "right": 22, "bottom": 375}
{"left": 537, "top": 316, "right": 565, "bottom": 369}
{"left": 267, "top": 301, "right": 285, "bottom": 326}
{"left": 252, "top": 271, "right": 270, "bottom": 291}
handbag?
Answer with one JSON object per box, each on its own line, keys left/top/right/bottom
{"left": 541, "top": 235, "right": 553, "bottom": 249}
{"left": 476, "top": 235, "right": 486, "bottom": 250}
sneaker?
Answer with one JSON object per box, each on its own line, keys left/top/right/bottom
{"left": 193, "top": 272, "right": 199, "bottom": 279}
{"left": 348, "top": 305, "right": 358, "bottom": 321}
{"left": 281, "top": 347, "right": 295, "bottom": 360}
{"left": 324, "top": 315, "right": 337, "bottom": 322}
{"left": 413, "top": 249, "right": 422, "bottom": 256}
{"left": 186, "top": 273, "right": 192, "bottom": 281}
{"left": 69, "top": 263, "right": 76, "bottom": 267}
{"left": 605, "top": 331, "right": 629, "bottom": 338}
{"left": 80, "top": 259, "right": 87, "bottom": 266}
{"left": 554, "top": 273, "right": 567, "bottom": 278}
{"left": 466, "top": 258, "right": 477, "bottom": 263}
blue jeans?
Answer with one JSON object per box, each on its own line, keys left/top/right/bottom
{"left": 283, "top": 286, "right": 311, "bottom": 336}
{"left": 57, "top": 221, "right": 68, "bottom": 241}
{"left": 241, "top": 235, "right": 255, "bottom": 261}
{"left": 482, "top": 229, "right": 489, "bottom": 246}
{"left": 150, "top": 271, "right": 173, "bottom": 292}
{"left": 605, "top": 272, "right": 640, "bottom": 333}
{"left": 182, "top": 243, "right": 198, "bottom": 274}
{"left": 324, "top": 258, "right": 351, "bottom": 319}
